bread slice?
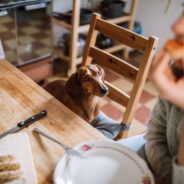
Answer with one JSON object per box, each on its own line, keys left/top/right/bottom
{"left": 0, "top": 170, "right": 22, "bottom": 182}
{"left": 0, "top": 155, "right": 15, "bottom": 163}
{"left": 0, "top": 163, "right": 20, "bottom": 172}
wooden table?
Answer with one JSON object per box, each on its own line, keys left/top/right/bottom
{"left": 0, "top": 60, "right": 106, "bottom": 183}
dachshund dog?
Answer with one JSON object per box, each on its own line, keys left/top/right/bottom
{"left": 44, "top": 64, "right": 109, "bottom": 123}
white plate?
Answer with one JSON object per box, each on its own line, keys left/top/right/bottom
{"left": 54, "top": 140, "right": 154, "bottom": 184}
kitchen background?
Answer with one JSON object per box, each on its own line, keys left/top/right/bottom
{"left": 1, "top": 0, "right": 183, "bottom": 74}
{"left": 53, "top": 0, "right": 183, "bottom": 48}
{"left": 0, "top": 0, "right": 183, "bottom": 136}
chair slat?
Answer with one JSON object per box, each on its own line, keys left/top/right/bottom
{"left": 105, "top": 81, "right": 130, "bottom": 107}
{"left": 82, "top": 13, "right": 158, "bottom": 139}
{"left": 95, "top": 19, "right": 148, "bottom": 52}
{"left": 90, "top": 47, "right": 138, "bottom": 80}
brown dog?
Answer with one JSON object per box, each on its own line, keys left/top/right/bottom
{"left": 44, "top": 64, "right": 109, "bottom": 123}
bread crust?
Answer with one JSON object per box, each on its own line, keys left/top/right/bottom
{"left": 0, "top": 154, "right": 22, "bottom": 183}
{"left": 0, "top": 155, "right": 15, "bottom": 163}
{"left": 0, "top": 170, "right": 22, "bottom": 182}
{"left": 165, "top": 39, "right": 184, "bottom": 59}
{"left": 0, "top": 163, "right": 20, "bottom": 172}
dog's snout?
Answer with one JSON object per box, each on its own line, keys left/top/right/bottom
{"left": 100, "top": 85, "right": 108, "bottom": 95}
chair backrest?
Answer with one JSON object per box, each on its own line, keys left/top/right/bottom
{"left": 81, "top": 13, "right": 158, "bottom": 139}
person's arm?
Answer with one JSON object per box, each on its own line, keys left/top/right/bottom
{"left": 149, "top": 12, "right": 184, "bottom": 183}
{"left": 172, "top": 120, "right": 184, "bottom": 184}
{"left": 178, "top": 129, "right": 184, "bottom": 165}
{"left": 150, "top": 50, "right": 184, "bottom": 110}
{"left": 144, "top": 98, "right": 173, "bottom": 184}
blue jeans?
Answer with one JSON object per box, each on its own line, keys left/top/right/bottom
{"left": 118, "top": 134, "right": 152, "bottom": 176}
{"left": 118, "top": 133, "right": 146, "bottom": 153}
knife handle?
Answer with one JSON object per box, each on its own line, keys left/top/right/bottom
{"left": 17, "top": 110, "right": 47, "bottom": 128}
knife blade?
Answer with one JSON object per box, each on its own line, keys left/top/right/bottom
{"left": 0, "top": 110, "right": 47, "bottom": 139}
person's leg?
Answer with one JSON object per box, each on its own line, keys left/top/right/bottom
{"left": 118, "top": 134, "right": 151, "bottom": 172}
{"left": 118, "top": 133, "right": 146, "bottom": 153}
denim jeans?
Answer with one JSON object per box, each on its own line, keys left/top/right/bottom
{"left": 118, "top": 133, "right": 146, "bottom": 153}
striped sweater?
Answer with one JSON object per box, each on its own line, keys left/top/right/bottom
{"left": 144, "top": 98, "right": 184, "bottom": 184}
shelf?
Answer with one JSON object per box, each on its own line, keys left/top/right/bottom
{"left": 53, "top": 47, "right": 82, "bottom": 65}
{"left": 52, "top": 18, "right": 72, "bottom": 30}
{"left": 78, "top": 24, "right": 90, "bottom": 33}
{"left": 104, "top": 44, "right": 126, "bottom": 53}
{"left": 52, "top": 14, "right": 131, "bottom": 33}
{"left": 77, "top": 15, "right": 132, "bottom": 33}
{"left": 52, "top": 17, "right": 90, "bottom": 33}
{"left": 76, "top": 57, "right": 83, "bottom": 65}
{"left": 52, "top": 0, "right": 137, "bottom": 74}
{"left": 53, "top": 47, "right": 70, "bottom": 61}
{"left": 106, "top": 15, "right": 132, "bottom": 25}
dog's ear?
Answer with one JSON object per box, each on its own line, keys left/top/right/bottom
{"left": 65, "top": 72, "right": 84, "bottom": 99}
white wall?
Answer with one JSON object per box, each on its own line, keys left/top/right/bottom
{"left": 135, "top": 0, "right": 183, "bottom": 48}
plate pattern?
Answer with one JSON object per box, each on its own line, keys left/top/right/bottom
{"left": 79, "top": 143, "right": 152, "bottom": 184}
{"left": 54, "top": 141, "right": 153, "bottom": 184}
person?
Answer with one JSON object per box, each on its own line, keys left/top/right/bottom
{"left": 120, "top": 12, "right": 184, "bottom": 184}
{"left": 143, "top": 13, "right": 184, "bottom": 184}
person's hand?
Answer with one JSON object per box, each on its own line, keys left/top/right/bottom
{"left": 150, "top": 50, "right": 184, "bottom": 110}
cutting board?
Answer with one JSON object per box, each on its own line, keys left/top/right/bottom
{"left": 0, "top": 132, "right": 37, "bottom": 184}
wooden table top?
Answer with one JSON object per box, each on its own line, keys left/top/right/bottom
{"left": 0, "top": 60, "right": 106, "bottom": 183}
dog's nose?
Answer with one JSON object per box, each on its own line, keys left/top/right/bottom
{"left": 100, "top": 86, "right": 108, "bottom": 95}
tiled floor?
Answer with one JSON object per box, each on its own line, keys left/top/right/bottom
{"left": 48, "top": 60, "right": 159, "bottom": 137}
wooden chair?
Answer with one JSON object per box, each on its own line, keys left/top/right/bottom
{"left": 81, "top": 13, "right": 158, "bottom": 139}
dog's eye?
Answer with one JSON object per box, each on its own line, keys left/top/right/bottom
{"left": 83, "top": 76, "right": 90, "bottom": 82}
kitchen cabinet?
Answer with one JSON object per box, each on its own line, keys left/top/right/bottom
{"left": 52, "top": 0, "right": 138, "bottom": 76}
{"left": 0, "top": 0, "right": 53, "bottom": 82}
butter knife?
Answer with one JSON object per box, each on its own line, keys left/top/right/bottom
{"left": 0, "top": 110, "right": 47, "bottom": 139}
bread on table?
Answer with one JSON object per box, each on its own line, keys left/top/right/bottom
{"left": 0, "top": 154, "right": 23, "bottom": 183}
{"left": 0, "top": 155, "right": 15, "bottom": 163}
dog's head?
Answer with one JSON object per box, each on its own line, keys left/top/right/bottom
{"left": 65, "top": 64, "right": 109, "bottom": 98}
